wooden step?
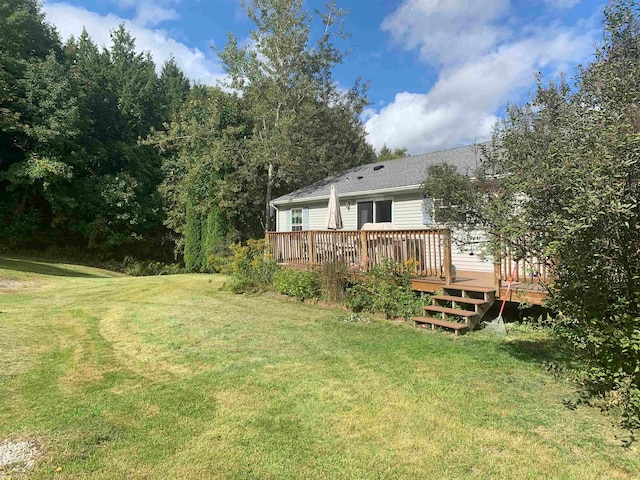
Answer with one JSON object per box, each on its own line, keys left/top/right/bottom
{"left": 413, "top": 316, "right": 469, "bottom": 335}
{"left": 444, "top": 285, "right": 496, "bottom": 294}
{"left": 423, "top": 305, "right": 478, "bottom": 317}
{"left": 431, "top": 294, "right": 488, "bottom": 305}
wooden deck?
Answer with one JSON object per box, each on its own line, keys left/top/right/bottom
{"left": 411, "top": 270, "right": 547, "bottom": 305}
{"left": 267, "top": 229, "right": 550, "bottom": 306}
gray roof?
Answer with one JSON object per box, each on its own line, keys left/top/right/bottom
{"left": 272, "top": 143, "right": 488, "bottom": 205}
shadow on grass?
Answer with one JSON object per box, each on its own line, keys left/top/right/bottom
{"left": 0, "top": 257, "right": 103, "bottom": 278}
{"left": 497, "top": 336, "right": 575, "bottom": 370}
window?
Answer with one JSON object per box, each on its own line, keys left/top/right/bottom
{"left": 357, "top": 201, "right": 373, "bottom": 229}
{"left": 357, "top": 200, "right": 392, "bottom": 229}
{"left": 422, "top": 197, "right": 434, "bottom": 225}
{"left": 291, "top": 208, "right": 303, "bottom": 231}
{"left": 376, "top": 200, "right": 392, "bottom": 223}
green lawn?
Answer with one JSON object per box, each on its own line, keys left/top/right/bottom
{"left": 0, "top": 257, "right": 638, "bottom": 479}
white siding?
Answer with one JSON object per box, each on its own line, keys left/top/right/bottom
{"left": 275, "top": 193, "right": 494, "bottom": 274}
{"left": 392, "top": 193, "right": 424, "bottom": 228}
{"left": 277, "top": 200, "right": 357, "bottom": 231}
{"left": 341, "top": 201, "right": 357, "bottom": 230}
{"left": 308, "top": 202, "right": 328, "bottom": 229}
{"left": 451, "top": 229, "right": 494, "bottom": 274}
{"left": 277, "top": 208, "right": 288, "bottom": 231}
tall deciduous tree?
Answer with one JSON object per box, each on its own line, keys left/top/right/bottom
{"left": 218, "top": 0, "right": 373, "bottom": 232}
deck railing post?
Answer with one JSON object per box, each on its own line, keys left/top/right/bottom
{"left": 360, "top": 230, "right": 368, "bottom": 271}
{"left": 494, "top": 258, "right": 502, "bottom": 296}
{"left": 443, "top": 229, "right": 453, "bottom": 284}
{"left": 264, "top": 231, "right": 271, "bottom": 258}
{"left": 307, "top": 230, "right": 314, "bottom": 265}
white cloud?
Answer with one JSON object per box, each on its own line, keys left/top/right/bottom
{"left": 43, "top": 1, "right": 225, "bottom": 85}
{"left": 382, "top": 0, "right": 511, "bottom": 66}
{"left": 114, "top": 0, "right": 180, "bottom": 26}
{"left": 133, "top": 2, "right": 178, "bottom": 27}
{"left": 366, "top": 1, "right": 598, "bottom": 154}
{"left": 544, "top": 0, "right": 580, "bottom": 9}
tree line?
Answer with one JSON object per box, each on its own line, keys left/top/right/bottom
{"left": 0, "top": 0, "right": 375, "bottom": 266}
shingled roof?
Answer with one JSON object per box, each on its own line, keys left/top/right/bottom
{"left": 272, "top": 143, "right": 488, "bottom": 205}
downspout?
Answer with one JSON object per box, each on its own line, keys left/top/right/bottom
{"left": 272, "top": 204, "right": 280, "bottom": 232}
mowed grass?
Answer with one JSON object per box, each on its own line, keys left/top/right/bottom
{"left": 0, "top": 257, "right": 638, "bottom": 479}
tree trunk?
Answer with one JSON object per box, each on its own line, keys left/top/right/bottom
{"left": 265, "top": 162, "right": 274, "bottom": 233}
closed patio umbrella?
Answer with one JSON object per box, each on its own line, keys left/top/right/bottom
{"left": 326, "top": 184, "right": 343, "bottom": 230}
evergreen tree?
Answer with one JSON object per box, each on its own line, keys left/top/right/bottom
{"left": 159, "top": 56, "right": 191, "bottom": 121}
{"left": 183, "top": 205, "right": 203, "bottom": 271}
{"left": 152, "top": 86, "right": 248, "bottom": 268}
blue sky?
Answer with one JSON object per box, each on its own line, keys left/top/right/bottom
{"left": 43, "top": 0, "right": 604, "bottom": 154}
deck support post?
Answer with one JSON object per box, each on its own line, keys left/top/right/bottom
{"left": 443, "top": 229, "right": 453, "bottom": 285}
{"left": 492, "top": 238, "right": 502, "bottom": 299}
{"left": 360, "top": 230, "right": 368, "bottom": 271}
{"left": 307, "top": 230, "right": 314, "bottom": 265}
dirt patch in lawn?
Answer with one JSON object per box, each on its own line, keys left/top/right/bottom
{"left": 0, "top": 438, "right": 41, "bottom": 477}
{"left": 0, "top": 279, "right": 31, "bottom": 290}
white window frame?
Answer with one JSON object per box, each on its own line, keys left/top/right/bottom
{"left": 356, "top": 197, "right": 394, "bottom": 228}
{"left": 291, "top": 208, "right": 303, "bottom": 231}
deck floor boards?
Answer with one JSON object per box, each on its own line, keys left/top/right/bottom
{"left": 410, "top": 270, "right": 547, "bottom": 305}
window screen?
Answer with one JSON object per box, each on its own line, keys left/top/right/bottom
{"left": 357, "top": 201, "right": 373, "bottom": 229}
{"left": 375, "top": 200, "right": 392, "bottom": 223}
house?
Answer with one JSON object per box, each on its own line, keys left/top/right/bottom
{"left": 270, "top": 143, "right": 494, "bottom": 274}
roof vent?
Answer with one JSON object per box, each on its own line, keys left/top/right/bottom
{"left": 373, "top": 165, "right": 384, "bottom": 171}
{"left": 357, "top": 176, "right": 364, "bottom": 180}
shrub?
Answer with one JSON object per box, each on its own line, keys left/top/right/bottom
{"left": 318, "top": 259, "right": 350, "bottom": 303}
{"left": 345, "top": 259, "right": 426, "bottom": 320}
{"left": 273, "top": 268, "right": 321, "bottom": 301}
{"left": 121, "top": 256, "right": 185, "bottom": 276}
{"left": 224, "top": 239, "right": 278, "bottom": 293}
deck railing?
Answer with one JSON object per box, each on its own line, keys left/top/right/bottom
{"left": 266, "top": 229, "right": 453, "bottom": 282}
{"left": 494, "top": 242, "right": 552, "bottom": 291}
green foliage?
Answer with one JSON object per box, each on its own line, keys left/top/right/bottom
{"left": 1, "top": 0, "right": 375, "bottom": 264}
{"left": 201, "top": 207, "right": 230, "bottom": 271}
{"left": 318, "top": 259, "right": 350, "bottom": 303}
{"left": 224, "top": 239, "right": 278, "bottom": 293}
{"left": 121, "top": 256, "right": 184, "bottom": 276}
{"left": 183, "top": 205, "right": 232, "bottom": 273}
{"left": 184, "top": 205, "right": 203, "bottom": 272}
{"left": 218, "top": 0, "right": 374, "bottom": 231}
{"left": 422, "top": 162, "right": 484, "bottom": 227}
{"left": 345, "top": 260, "right": 426, "bottom": 320}
{"left": 377, "top": 145, "right": 408, "bottom": 161}
{"left": 472, "top": 0, "right": 640, "bottom": 432}
{"left": 158, "top": 56, "right": 191, "bottom": 120}
{"left": 151, "top": 86, "right": 250, "bottom": 255}
{"left": 0, "top": 7, "right": 188, "bottom": 257}
{"left": 273, "top": 268, "right": 321, "bottom": 301}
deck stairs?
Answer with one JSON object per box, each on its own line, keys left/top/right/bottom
{"left": 413, "top": 286, "right": 496, "bottom": 335}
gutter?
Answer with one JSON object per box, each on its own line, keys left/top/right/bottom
{"left": 271, "top": 183, "right": 423, "bottom": 207}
